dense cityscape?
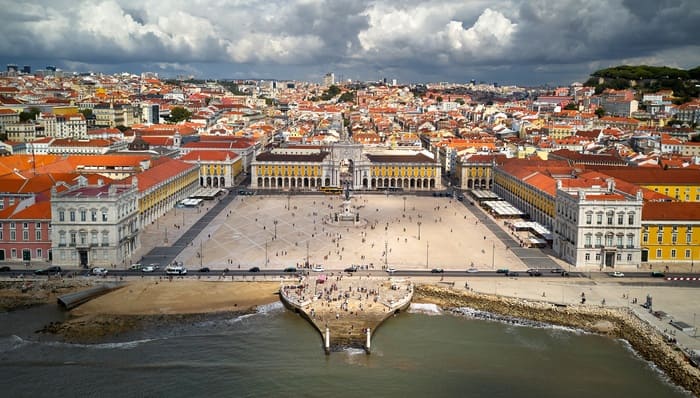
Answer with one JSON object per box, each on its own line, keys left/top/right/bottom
{"left": 0, "top": 64, "right": 698, "bottom": 273}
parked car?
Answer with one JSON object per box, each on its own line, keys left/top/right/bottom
{"left": 550, "top": 268, "right": 564, "bottom": 274}
{"left": 0, "top": 266, "right": 11, "bottom": 272}
{"left": 527, "top": 269, "right": 542, "bottom": 276}
{"left": 283, "top": 267, "right": 297, "bottom": 273}
{"left": 496, "top": 268, "right": 509, "bottom": 274}
{"left": 91, "top": 267, "right": 108, "bottom": 276}
{"left": 466, "top": 268, "right": 480, "bottom": 273}
{"left": 249, "top": 266, "right": 260, "bottom": 272}
{"left": 386, "top": 267, "right": 397, "bottom": 274}
{"left": 35, "top": 266, "right": 62, "bottom": 275}
{"left": 149, "top": 263, "right": 160, "bottom": 270}
{"left": 199, "top": 267, "right": 210, "bottom": 273}
{"left": 130, "top": 263, "right": 142, "bottom": 270}
{"left": 141, "top": 265, "right": 155, "bottom": 273}
{"left": 344, "top": 265, "right": 359, "bottom": 273}
{"left": 610, "top": 271, "right": 625, "bottom": 277}
{"left": 506, "top": 271, "right": 520, "bottom": 277}
{"left": 312, "top": 265, "right": 325, "bottom": 272}
{"left": 431, "top": 268, "right": 444, "bottom": 273}
{"left": 651, "top": 271, "right": 665, "bottom": 278}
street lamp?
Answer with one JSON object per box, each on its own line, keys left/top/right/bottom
{"left": 491, "top": 240, "right": 495, "bottom": 270}
{"left": 384, "top": 239, "right": 388, "bottom": 269}
{"left": 273, "top": 220, "right": 278, "bottom": 240}
{"left": 403, "top": 196, "right": 407, "bottom": 212}
{"left": 265, "top": 240, "right": 269, "bottom": 266}
{"left": 306, "top": 241, "right": 310, "bottom": 267}
{"left": 694, "top": 313, "right": 697, "bottom": 338}
{"left": 426, "top": 241, "right": 429, "bottom": 269}
{"left": 417, "top": 221, "right": 422, "bottom": 240}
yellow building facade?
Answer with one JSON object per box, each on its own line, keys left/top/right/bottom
{"left": 640, "top": 202, "right": 700, "bottom": 267}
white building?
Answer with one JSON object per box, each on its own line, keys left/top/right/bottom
{"left": 553, "top": 178, "right": 643, "bottom": 269}
{"left": 50, "top": 177, "right": 139, "bottom": 268}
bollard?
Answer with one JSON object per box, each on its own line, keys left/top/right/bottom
{"left": 366, "top": 327, "right": 371, "bottom": 354}
{"left": 325, "top": 327, "right": 330, "bottom": 354}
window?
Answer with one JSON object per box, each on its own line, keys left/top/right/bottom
{"left": 672, "top": 234, "right": 677, "bottom": 244}
{"left": 657, "top": 234, "right": 663, "bottom": 244}
{"left": 585, "top": 253, "right": 590, "bottom": 261}
{"left": 59, "top": 210, "right": 65, "bottom": 222}
{"left": 595, "top": 235, "right": 602, "bottom": 247}
{"left": 10, "top": 222, "right": 15, "bottom": 230}
{"left": 607, "top": 212, "right": 614, "bottom": 225}
{"left": 101, "top": 232, "right": 109, "bottom": 246}
{"left": 91, "top": 210, "right": 97, "bottom": 222}
{"left": 628, "top": 212, "right": 635, "bottom": 225}
{"left": 70, "top": 232, "right": 76, "bottom": 245}
{"left": 585, "top": 234, "right": 592, "bottom": 247}
{"left": 91, "top": 232, "right": 98, "bottom": 245}
{"left": 35, "top": 222, "right": 41, "bottom": 229}
{"left": 616, "top": 253, "right": 622, "bottom": 261}
{"left": 596, "top": 213, "right": 602, "bottom": 225}
{"left": 616, "top": 235, "right": 623, "bottom": 247}
{"left": 10, "top": 230, "right": 15, "bottom": 241}
{"left": 656, "top": 249, "right": 662, "bottom": 258}
{"left": 687, "top": 233, "right": 693, "bottom": 244}
{"left": 22, "top": 230, "right": 28, "bottom": 241}
{"left": 627, "top": 254, "right": 632, "bottom": 261}
{"left": 595, "top": 253, "right": 601, "bottom": 261}
{"left": 102, "top": 210, "right": 108, "bottom": 222}
{"left": 22, "top": 222, "right": 28, "bottom": 229}
{"left": 671, "top": 249, "right": 676, "bottom": 258}
{"left": 617, "top": 213, "right": 624, "bottom": 225}
{"left": 80, "top": 210, "right": 86, "bottom": 222}
{"left": 59, "top": 233, "right": 66, "bottom": 246}
{"left": 35, "top": 230, "right": 41, "bottom": 241}
{"left": 69, "top": 211, "right": 75, "bottom": 222}
{"left": 80, "top": 232, "right": 87, "bottom": 245}
{"left": 11, "top": 249, "right": 16, "bottom": 258}
{"left": 586, "top": 214, "right": 592, "bottom": 225}
{"left": 36, "top": 248, "right": 42, "bottom": 258}
{"left": 627, "top": 235, "right": 634, "bottom": 248}
{"left": 605, "top": 234, "right": 614, "bottom": 247}
{"left": 686, "top": 249, "right": 691, "bottom": 259}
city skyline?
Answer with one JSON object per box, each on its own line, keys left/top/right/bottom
{"left": 1, "top": 0, "right": 699, "bottom": 85}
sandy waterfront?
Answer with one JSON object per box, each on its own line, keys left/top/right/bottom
{"left": 72, "top": 280, "right": 280, "bottom": 316}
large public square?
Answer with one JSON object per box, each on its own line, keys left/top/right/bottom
{"left": 175, "top": 193, "right": 529, "bottom": 271}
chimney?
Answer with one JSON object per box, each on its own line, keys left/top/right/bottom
{"left": 97, "top": 178, "right": 104, "bottom": 187}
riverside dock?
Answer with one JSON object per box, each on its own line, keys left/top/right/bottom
{"left": 280, "top": 274, "right": 413, "bottom": 354}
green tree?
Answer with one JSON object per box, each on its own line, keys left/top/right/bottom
{"left": 169, "top": 106, "right": 192, "bottom": 123}
{"left": 338, "top": 91, "right": 355, "bottom": 103}
{"left": 320, "top": 85, "right": 341, "bottom": 101}
{"left": 455, "top": 98, "right": 465, "bottom": 105}
{"left": 115, "top": 125, "right": 129, "bottom": 132}
{"left": 436, "top": 96, "right": 443, "bottom": 103}
{"left": 594, "top": 107, "right": 606, "bottom": 118}
{"left": 19, "top": 107, "right": 40, "bottom": 122}
{"left": 79, "top": 108, "right": 93, "bottom": 118}
{"left": 564, "top": 102, "right": 578, "bottom": 111}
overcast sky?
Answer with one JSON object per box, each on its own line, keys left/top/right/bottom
{"left": 1, "top": 0, "right": 699, "bottom": 85}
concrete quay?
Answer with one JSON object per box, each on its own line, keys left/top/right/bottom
{"left": 280, "top": 274, "right": 413, "bottom": 353}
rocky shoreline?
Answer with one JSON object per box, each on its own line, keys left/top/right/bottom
{"left": 0, "top": 278, "right": 97, "bottom": 312}
{"left": 414, "top": 284, "right": 700, "bottom": 397}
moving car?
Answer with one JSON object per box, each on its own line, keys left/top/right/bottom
{"left": 651, "top": 271, "right": 665, "bottom": 278}
{"left": 344, "top": 265, "right": 359, "bottom": 273}
{"left": 431, "top": 268, "right": 444, "bottom": 273}
{"left": 0, "top": 266, "right": 11, "bottom": 272}
{"left": 386, "top": 267, "right": 397, "bottom": 274}
{"left": 550, "top": 268, "right": 564, "bottom": 274}
{"left": 165, "top": 265, "right": 187, "bottom": 275}
{"left": 141, "top": 265, "right": 156, "bottom": 273}
{"left": 283, "top": 267, "right": 297, "bottom": 273}
{"left": 610, "top": 271, "right": 624, "bottom": 278}
{"left": 496, "top": 268, "right": 509, "bottom": 274}
{"left": 249, "top": 266, "right": 261, "bottom": 272}
{"left": 35, "top": 266, "right": 62, "bottom": 275}
{"left": 91, "top": 267, "right": 108, "bottom": 276}
{"left": 312, "top": 265, "right": 325, "bottom": 272}
{"left": 130, "top": 263, "right": 142, "bottom": 270}
{"left": 199, "top": 267, "right": 210, "bottom": 273}
{"left": 527, "top": 269, "right": 542, "bottom": 277}
{"left": 506, "top": 271, "right": 520, "bottom": 277}
{"left": 466, "top": 268, "right": 480, "bottom": 273}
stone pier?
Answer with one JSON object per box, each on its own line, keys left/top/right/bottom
{"left": 280, "top": 274, "right": 413, "bottom": 353}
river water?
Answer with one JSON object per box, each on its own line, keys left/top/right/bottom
{"left": 0, "top": 303, "right": 691, "bottom": 397}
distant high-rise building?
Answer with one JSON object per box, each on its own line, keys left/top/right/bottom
{"left": 21, "top": 65, "right": 31, "bottom": 74}
{"left": 6, "top": 64, "right": 18, "bottom": 73}
{"left": 323, "top": 72, "right": 335, "bottom": 87}
{"left": 46, "top": 65, "right": 57, "bottom": 72}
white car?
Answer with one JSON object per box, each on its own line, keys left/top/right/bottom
{"left": 91, "top": 267, "right": 108, "bottom": 276}
{"left": 312, "top": 265, "right": 325, "bottom": 272}
{"left": 610, "top": 271, "right": 625, "bottom": 277}
{"left": 467, "top": 268, "right": 480, "bottom": 273}
{"left": 141, "top": 265, "right": 156, "bottom": 273}
{"left": 386, "top": 267, "right": 397, "bottom": 274}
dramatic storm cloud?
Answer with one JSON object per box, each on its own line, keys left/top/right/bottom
{"left": 1, "top": 0, "right": 698, "bottom": 84}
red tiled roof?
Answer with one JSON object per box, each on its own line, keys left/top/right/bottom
{"left": 642, "top": 202, "right": 700, "bottom": 221}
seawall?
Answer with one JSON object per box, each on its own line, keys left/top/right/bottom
{"left": 415, "top": 284, "right": 700, "bottom": 397}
